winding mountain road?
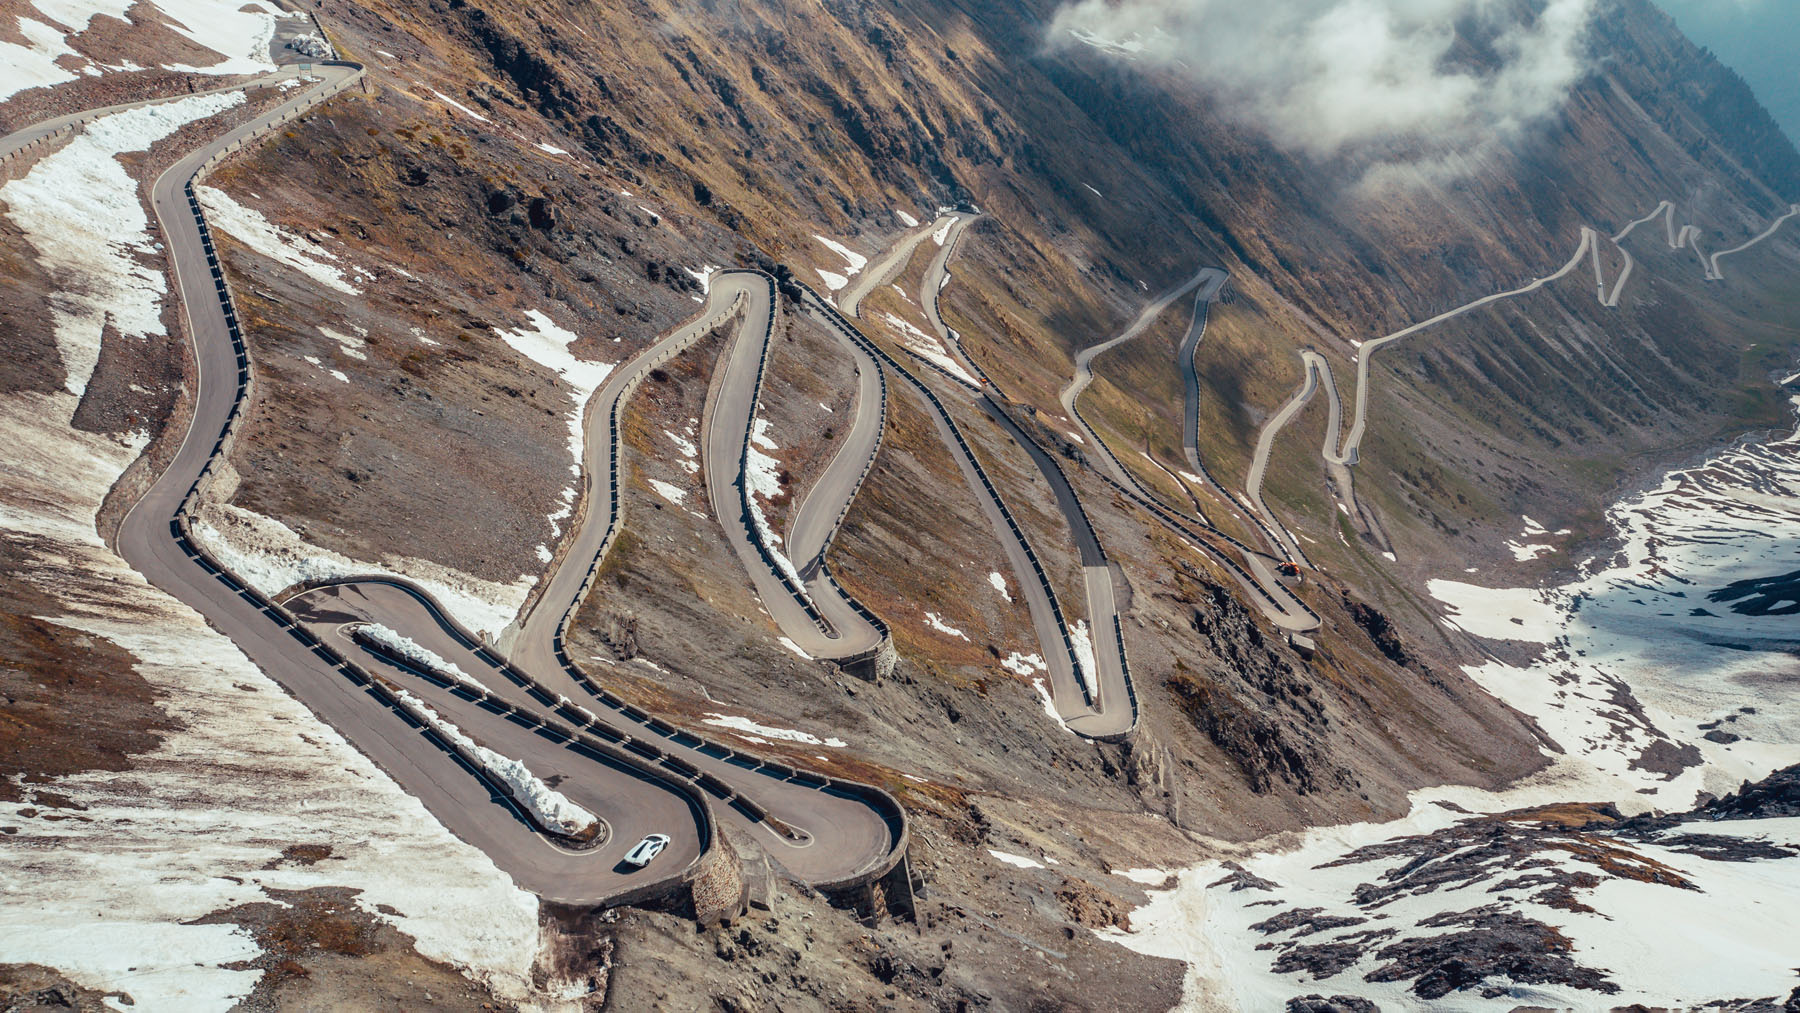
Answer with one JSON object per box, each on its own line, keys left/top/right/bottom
{"left": 1243, "top": 199, "right": 1800, "bottom": 544}
{"left": 15, "top": 59, "right": 905, "bottom": 905}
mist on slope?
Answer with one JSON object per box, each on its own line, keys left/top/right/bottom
{"left": 1045, "top": 0, "right": 1597, "bottom": 181}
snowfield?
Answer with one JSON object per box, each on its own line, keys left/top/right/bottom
{"left": 1106, "top": 402, "right": 1800, "bottom": 1007}
{"left": 1431, "top": 403, "right": 1800, "bottom": 805}
{"left": 0, "top": 0, "right": 280, "bottom": 101}
{"left": 3, "top": 91, "right": 246, "bottom": 397}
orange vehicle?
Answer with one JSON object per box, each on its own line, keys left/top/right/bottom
{"left": 1278, "top": 561, "right": 1301, "bottom": 578}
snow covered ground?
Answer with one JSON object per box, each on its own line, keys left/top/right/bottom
{"left": 1433, "top": 404, "right": 1800, "bottom": 805}
{"left": 1103, "top": 400, "right": 1800, "bottom": 1007}
{"left": 702, "top": 713, "right": 847, "bottom": 748}
{"left": 0, "top": 0, "right": 283, "bottom": 102}
{"left": 197, "top": 185, "right": 361, "bottom": 294}
{"left": 3, "top": 91, "right": 246, "bottom": 397}
{"left": 0, "top": 98, "right": 549, "bottom": 1008}
{"left": 193, "top": 501, "right": 535, "bottom": 640}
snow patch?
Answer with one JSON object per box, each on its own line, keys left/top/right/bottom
{"left": 815, "top": 269, "right": 848, "bottom": 291}
{"left": 317, "top": 325, "right": 367, "bottom": 359}
{"left": 535, "top": 141, "right": 568, "bottom": 155}
{"left": 430, "top": 88, "right": 490, "bottom": 123}
{"left": 1003, "top": 652, "right": 1047, "bottom": 676}
{"left": 701, "top": 713, "right": 845, "bottom": 748}
{"left": 349, "top": 623, "right": 490, "bottom": 696}
{"left": 894, "top": 209, "right": 920, "bottom": 227}
{"left": 197, "top": 186, "right": 360, "bottom": 295}
{"left": 743, "top": 417, "right": 804, "bottom": 587}
{"left": 879, "top": 312, "right": 977, "bottom": 384}
{"left": 987, "top": 849, "right": 1046, "bottom": 870}
{"left": 813, "top": 234, "right": 868, "bottom": 275}
{"left": 648, "top": 479, "right": 687, "bottom": 506}
{"left": 1068, "top": 619, "right": 1099, "bottom": 698}
{"left": 2, "top": 92, "right": 247, "bottom": 398}
{"left": 192, "top": 503, "right": 533, "bottom": 640}
{"left": 988, "top": 571, "right": 1011, "bottom": 601}
{"left": 924, "top": 611, "right": 969, "bottom": 640}
{"left": 1029, "top": 677, "right": 1072, "bottom": 733}
{"left": 151, "top": 0, "right": 281, "bottom": 76}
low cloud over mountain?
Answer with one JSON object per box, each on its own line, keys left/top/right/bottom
{"left": 1047, "top": 0, "right": 1596, "bottom": 177}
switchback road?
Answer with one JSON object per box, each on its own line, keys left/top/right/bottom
{"left": 17, "top": 62, "right": 905, "bottom": 903}
{"left": 1244, "top": 199, "right": 1800, "bottom": 547}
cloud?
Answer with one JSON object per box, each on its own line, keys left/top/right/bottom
{"left": 1047, "top": 0, "right": 1598, "bottom": 177}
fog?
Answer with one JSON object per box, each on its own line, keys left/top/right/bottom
{"left": 1046, "top": 0, "right": 1597, "bottom": 176}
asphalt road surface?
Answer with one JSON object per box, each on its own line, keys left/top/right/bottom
{"left": 18, "top": 65, "right": 902, "bottom": 902}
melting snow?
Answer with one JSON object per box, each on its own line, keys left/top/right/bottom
{"left": 0, "top": 1, "right": 131, "bottom": 100}
{"left": 1068, "top": 619, "right": 1099, "bottom": 698}
{"left": 648, "top": 479, "right": 687, "bottom": 506}
{"left": 683, "top": 264, "right": 719, "bottom": 293}
{"left": 816, "top": 269, "right": 848, "bottom": 291}
{"left": 192, "top": 503, "right": 533, "bottom": 640}
{"left": 987, "top": 850, "right": 1046, "bottom": 870}
{"left": 879, "top": 312, "right": 977, "bottom": 384}
{"left": 1003, "top": 652, "right": 1047, "bottom": 676}
{"left": 743, "top": 417, "right": 804, "bottom": 587}
{"left": 701, "top": 713, "right": 845, "bottom": 748}
{"left": 349, "top": 623, "right": 489, "bottom": 695}
{"left": 894, "top": 209, "right": 920, "bottom": 227}
{"left": 198, "top": 186, "right": 360, "bottom": 294}
{"left": 491, "top": 309, "right": 613, "bottom": 542}
{"left": 813, "top": 234, "right": 868, "bottom": 275}
{"left": 152, "top": 0, "right": 282, "bottom": 76}
{"left": 317, "top": 325, "right": 367, "bottom": 359}
{"left": 535, "top": 141, "right": 568, "bottom": 155}
{"left": 1029, "top": 677, "right": 1072, "bottom": 733}
{"left": 931, "top": 218, "right": 953, "bottom": 245}
{"left": 924, "top": 611, "right": 969, "bottom": 640}
{"left": 430, "top": 88, "right": 490, "bottom": 123}
{"left": 2, "top": 91, "right": 246, "bottom": 398}
{"left": 989, "top": 571, "right": 1011, "bottom": 601}
{"left": 388, "top": 689, "right": 595, "bottom": 836}
{"left": 777, "top": 636, "right": 812, "bottom": 660}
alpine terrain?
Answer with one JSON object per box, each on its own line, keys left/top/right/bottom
{"left": 1, "top": 0, "right": 1797, "bottom": 1009}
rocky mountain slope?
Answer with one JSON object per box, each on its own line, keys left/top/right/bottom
{"left": 3, "top": 0, "right": 1798, "bottom": 1008}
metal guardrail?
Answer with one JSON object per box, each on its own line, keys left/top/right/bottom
{"left": 798, "top": 283, "right": 1102, "bottom": 710}
{"left": 146, "top": 63, "right": 728, "bottom": 893}
{"left": 149, "top": 63, "right": 911, "bottom": 892}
